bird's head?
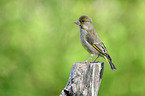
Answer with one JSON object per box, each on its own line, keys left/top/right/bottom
{"left": 75, "top": 15, "right": 93, "bottom": 30}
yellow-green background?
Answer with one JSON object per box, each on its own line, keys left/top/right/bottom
{"left": 0, "top": 0, "right": 145, "bottom": 96}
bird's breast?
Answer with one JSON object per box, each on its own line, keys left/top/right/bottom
{"left": 79, "top": 29, "right": 99, "bottom": 55}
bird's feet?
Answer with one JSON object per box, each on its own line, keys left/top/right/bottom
{"left": 92, "top": 56, "right": 99, "bottom": 63}
{"left": 85, "top": 55, "right": 93, "bottom": 63}
{"left": 85, "top": 60, "right": 89, "bottom": 63}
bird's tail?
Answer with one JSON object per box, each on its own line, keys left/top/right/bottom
{"left": 104, "top": 54, "right": 117, "bottom": 71}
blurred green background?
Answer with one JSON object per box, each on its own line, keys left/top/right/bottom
{"left": 0, "top": 0, "right": 145, "bottom": 96}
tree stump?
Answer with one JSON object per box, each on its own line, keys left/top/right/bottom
{"left": 60, "top": 62, "right": 104, "bottom": 96}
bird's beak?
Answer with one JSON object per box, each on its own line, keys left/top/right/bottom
{"left": 74, "top": 20, "right": 80, "bottom": 25}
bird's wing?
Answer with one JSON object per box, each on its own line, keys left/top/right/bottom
{"left": 86, "top": 35, "right": 107, "bottom": 55}
{"left": 86, "top": 34, "right": 113, "bottom": 65}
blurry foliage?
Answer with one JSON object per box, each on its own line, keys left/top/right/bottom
{"left": 0, "top": 0, "right": 145, "bottom": 96}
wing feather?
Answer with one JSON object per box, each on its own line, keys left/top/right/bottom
{"left": 86, "top": 35, "right": 107, "bottom": 55}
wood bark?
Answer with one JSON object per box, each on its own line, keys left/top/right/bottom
{"left": 60, "top": 62, "right": 104, "bottom": 96}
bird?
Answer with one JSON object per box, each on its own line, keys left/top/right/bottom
{"left": 74, "top": 15, "right": 117, "bottom": 70}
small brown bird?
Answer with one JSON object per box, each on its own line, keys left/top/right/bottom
{"left": 75, "top": 15, "right": 117, "bottom": 70}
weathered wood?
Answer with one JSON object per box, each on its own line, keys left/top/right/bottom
{"left": 60, "top": 62, "right": 104, "bottom": 96}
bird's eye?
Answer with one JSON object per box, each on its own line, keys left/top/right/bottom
{"left": 82, "top": 20, "right": 85, "bottom": 22}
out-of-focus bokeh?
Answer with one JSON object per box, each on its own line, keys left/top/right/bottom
{"left": 0, "top": 0, "right": 145, "bottom": 96}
